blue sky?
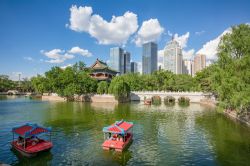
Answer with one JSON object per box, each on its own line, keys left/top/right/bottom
{"left": 0, "top": 0, "right": 250, "bottom": 80}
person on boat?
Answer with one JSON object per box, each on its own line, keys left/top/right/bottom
{"left": 109, "top": 133, "right": 111, "bottom": 139}
{"left": 17, "top": 136, "right": 23, "bottom": 146}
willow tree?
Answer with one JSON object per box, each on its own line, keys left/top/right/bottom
{"left": 97, "top": 81, "right": 109, "bottom": 94}
{"left": 108, "top": 77, "right": 130, "bottom": 102}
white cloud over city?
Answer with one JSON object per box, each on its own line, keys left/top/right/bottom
{"left": 41, "top": 46, "right": 92, "bottom": 64}
{"left": 68, "top": 5, "right": 138, "bottom": 45}
{"left": 183, "top": 49, "right": 195, "bottom": 59}
{"left": 134, "top": 19, "right": 164, "bottom": 46}
{"left": 195, "top": 30, "right": 205, "bottom": 36}
{"left": 68, "top": 46, "right": 92, "bottom": 57}
{"left": 197, "top": 28, "right": 231, "bottom": 60}
{"left": 174, "top": 32, "right": 190, "bottom": 48}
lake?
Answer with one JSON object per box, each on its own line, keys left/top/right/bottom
{"left": 0, "top": 96, "right": 250, "bottom": 166}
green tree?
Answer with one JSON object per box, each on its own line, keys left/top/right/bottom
{"left": 0, "top": 75, "right": 16, "bottom": 92}
{"left": 109, "top": 77, "right": 130, "bottom": 101}
{"left": 31, "top": 75, "right": 50, "bottom": 94}
{"left": 97, "top": 81, "right": 109, "bottom": 94}
{"left": 214, "top": 24, "right": 250, "bottom": 113}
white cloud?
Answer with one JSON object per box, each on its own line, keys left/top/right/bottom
{"left": 69, "top": 5, "right": 92, "bottom": 32}
{"left": 61, "top": 64, "right": 73, "bottom": 69}
{"left": 195, "top": 30, "right": 205, "bottom": 36}
{"left": 196, "top": 28, "right": 231, "bottom": 60}
{"left": 174, "top": 32, "right": 190, "bottom": 48}
{"left": 41, "top": 49, "right": 75, "bottom": 64}
{"left": 23, "top": 57, "right": 34, "bottom": 61}
{"left": 167, "top": 30, "right": 173, "bottom": 37}
{"left": 183, "top": 49, "right": 195, "bottom": 60}
{"left": 135, "top": 19, "right": 164, "bottom": 46}
{"left": 68, "top": 5, "right": 138, "bottom": 45}
{"left": 41, "top": 46, "right": 92, "bottom": 64}
{"left": 68, "top": 46, "right": 92, "bottom": 57}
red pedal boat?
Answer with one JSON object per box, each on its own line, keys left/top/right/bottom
{"left": 102, "top": 120, "right": 133, "bottom": 152}
{"left": 11, "top": 123, "right": 53, "bottom": 157}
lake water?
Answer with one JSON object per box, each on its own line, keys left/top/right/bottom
{"left": 0, "top": 96, "right": 250, "bottom": 166}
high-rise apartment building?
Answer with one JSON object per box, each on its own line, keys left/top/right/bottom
{"left": 130, "top": 62, "right": 138, "bottom": 73}
{"left": 193, "top": 54, "right": 206, "bottom": 75}
{"left": 183, "top": 59, "right": 193, "bottom": 76}
{"left": 142, "top": 42, "right": 158, "bottom": 74}
{"left": 163, "top": 39, "right": 183, "bottom": 74}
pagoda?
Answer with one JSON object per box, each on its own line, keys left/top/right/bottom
{"left": 89, "top": 59, "right": 118, "bottom": 81}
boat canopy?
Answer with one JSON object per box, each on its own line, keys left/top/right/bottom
{"left": 12, "top": 123, "right": 51, "bottom": 138}
{"left": 102, "top": 120, "right": 133, "bottom": 135}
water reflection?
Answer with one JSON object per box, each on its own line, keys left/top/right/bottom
{"left": 0, "top": 97, "right": 250, "bottom": 166}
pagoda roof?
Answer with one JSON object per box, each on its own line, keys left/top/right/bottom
{"left": 90, "top": 59, "right": 118, "bottom": 73}
{"left": 102, "top": 120, "right": 133, "bottom": 135}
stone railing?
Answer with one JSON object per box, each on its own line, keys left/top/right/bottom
{"left": 130, "top": 91, "right": 215, "bottom": 103}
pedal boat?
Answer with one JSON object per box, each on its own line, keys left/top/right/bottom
{"left": 102, "top": 120, "right": 133, "bottom": 152}
{"left": 11, "top": 123, "right": 53, "bottom": 157}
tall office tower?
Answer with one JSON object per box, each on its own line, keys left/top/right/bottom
{"left": 193, "top": 54, "right": 206, "bottom": 75}
{"left": 183, "top": 59, "right": 193, "bottom": 76}
{"left": 110, "top": 47, "right": 124, "bottom": 74}
{"left": 142, "top": 42, "right": 158, "bottom": 74}
{"left": 130, "top": 62, "right": 138, "bottom": 73}
{"left": 124, "top": 51, "right": 131, "bottom": 73}
{"left": 163, "top": 38, "right": 183, "bottom": 74}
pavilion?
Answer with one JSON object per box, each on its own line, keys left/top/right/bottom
{"left": 89, "top": 59, "right": 118, "bottom": 82}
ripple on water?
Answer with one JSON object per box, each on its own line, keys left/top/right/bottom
{"left": 0, "top": 98, "right": 250, "bottom": 166}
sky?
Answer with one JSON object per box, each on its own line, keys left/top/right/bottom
{"left": 0, "top": 0, "right": 250, "bottom": 80}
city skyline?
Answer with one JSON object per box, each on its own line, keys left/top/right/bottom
{"left": 1, "top": 0, "right": 250, "bottom": 79}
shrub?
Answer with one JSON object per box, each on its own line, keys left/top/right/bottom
{"left": 152, "top": 96, "right": 161, "bottom": 105}
{"left": 178, "top": 96, "right": 190, "bottom": 106}
{"left": 164, "top": 96, "right": 175, "bottom": 106}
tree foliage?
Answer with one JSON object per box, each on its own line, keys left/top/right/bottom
{"left": 31, "top": 61, "right": 97, "bottom": 98}
{"left": 197, "top": 24, "right": 250, "bottom": 113}
{"left": 0, "top": 75, "right": 16, "bottom": 92}
{"left": 97, "top": 81, "right": 109, "bottom": 94}
{"left": 109, "top": 77, "right": 130, "bottom": 101}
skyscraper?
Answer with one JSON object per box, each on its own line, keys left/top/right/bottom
{"left": 124, "top": 51, "right": 131, "bottom": 73}
{"left": 110, "top": 47, "right": 131, "bottom": 75}
{"left": 110, "top": 47, "right": 124, "bottom": 74}
{"left": 193, "top": 54, "right": 206, "bottom": 75}
{"left": 130, "top": 62, "right": 138, "bottom": 73}
{"left": 163, "top": 38, "right": 183, "bottom": 74}
{"left": 183, "top": 59, "right": 193, "bottom": 76}
{"left": 142, "top": 42, "right": 158, "bottom": 74}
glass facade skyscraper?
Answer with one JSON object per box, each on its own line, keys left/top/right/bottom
{"left": 124, "top": 51, "right": 131, "bottom": 73}
{"left": 110, "top": 47, "right": 124, "bottom": 74}
{"left": 130, "top": 62, "right": 138, "bottom": 73}
{"left": 142, "top": 42, "right": 158, "bottom": 74}
{"left": 163, "top": 39, "right": 183, "bottom": 74}
{"left": 110, "top": 47, "right": 131, "bottom": 75}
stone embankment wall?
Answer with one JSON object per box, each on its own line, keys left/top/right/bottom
{"left": 42, "top": 93, "right": 66, "bottom": 101}
{"left": 42, "top": 91, "right": 216, "bottom": 104}
{"left": 42, "top": 93, "right": 117, "bottom": 103}
{"left": 90, "top": 94, "right": 118, "bottom": 103}
{"left": 130, "top": 91, "right": 215, "bottom": 103}
{"left": 224, "top": 110, "right": 250, "bottom": 126}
